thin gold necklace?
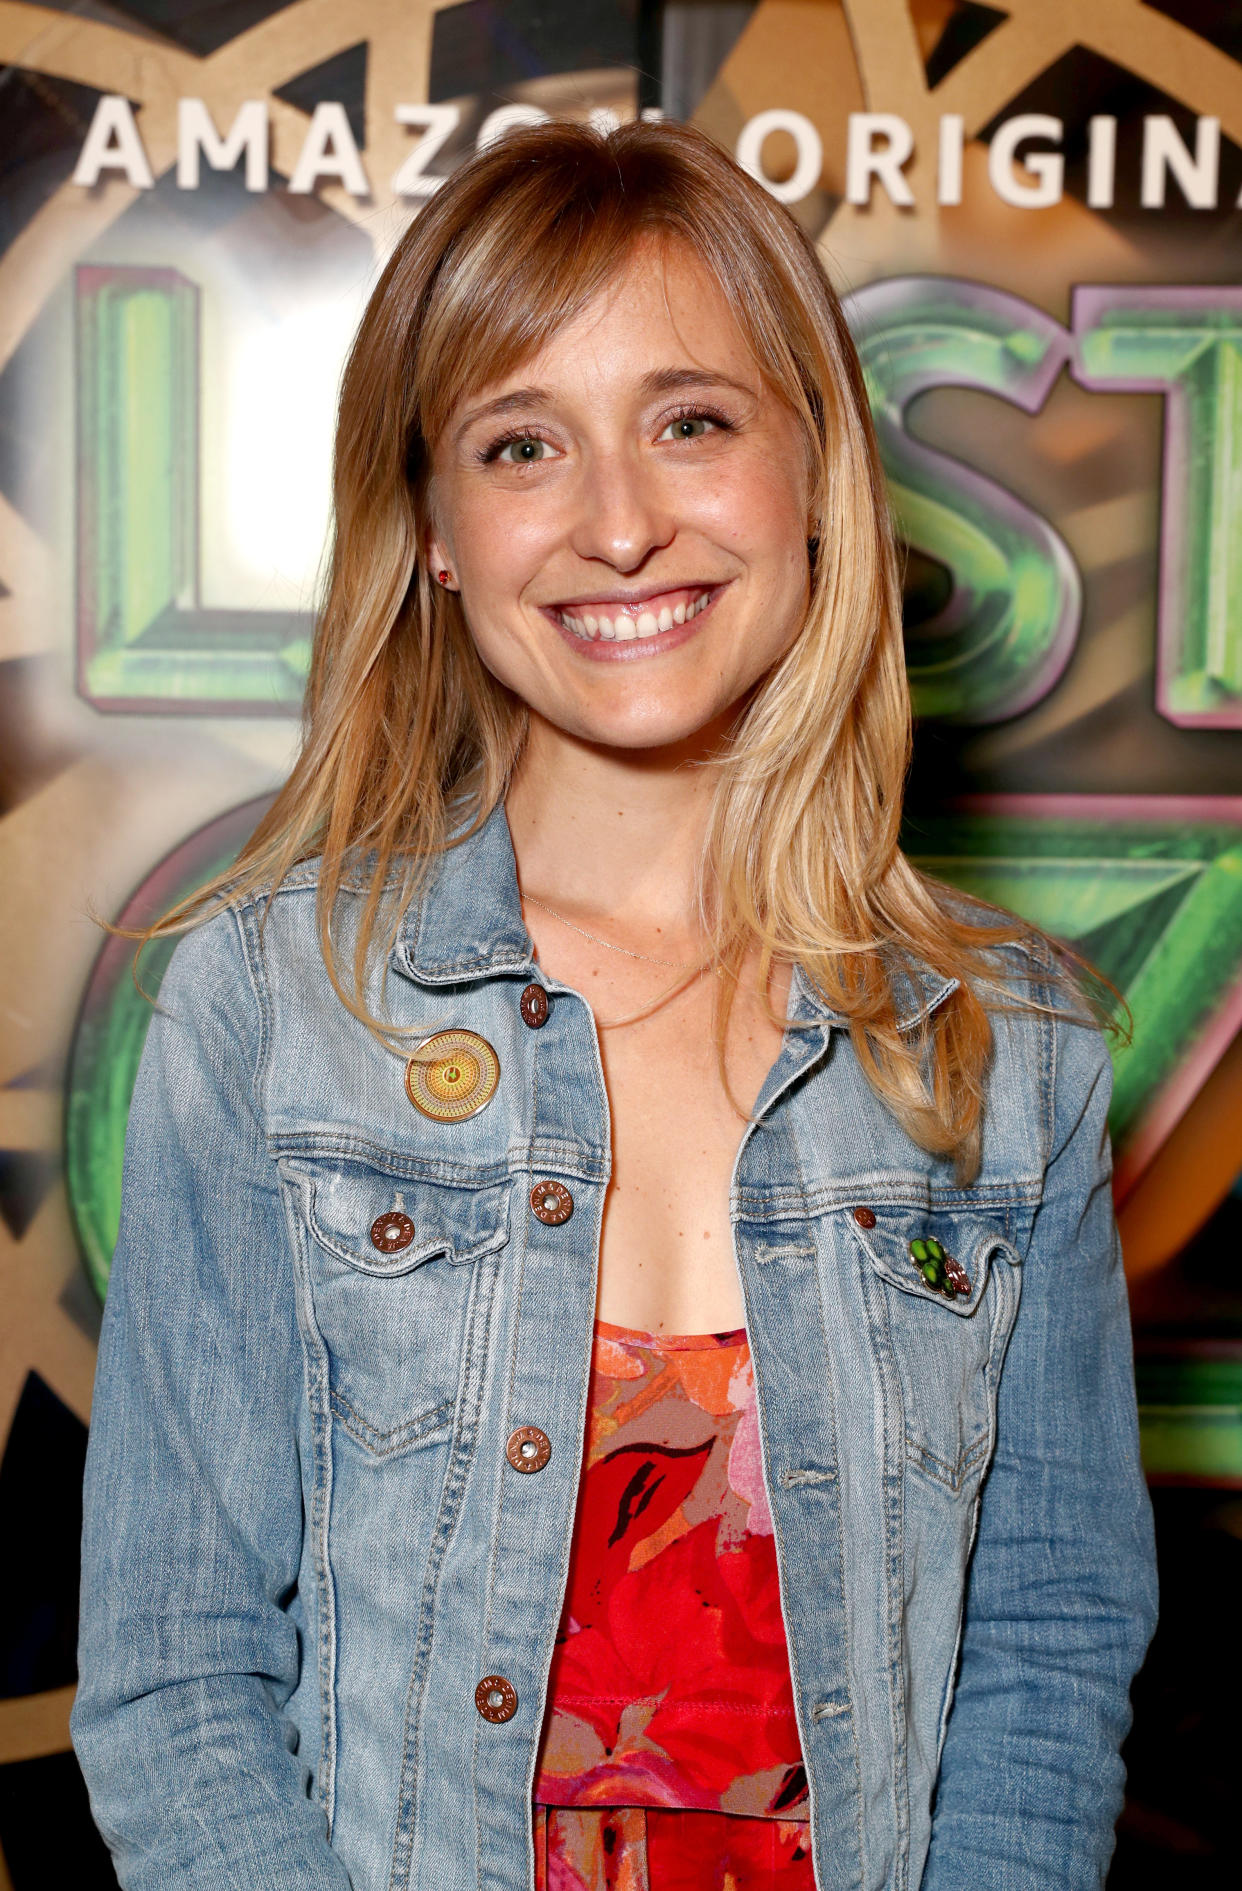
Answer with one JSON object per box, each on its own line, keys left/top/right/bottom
{"left": 522, "top": 891, "right": 704, "bottom": 970}
{"left": 521, "top": 892, "right": 723, "bottom": 1030}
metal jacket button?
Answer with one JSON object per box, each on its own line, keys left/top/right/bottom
{"left": 506, "top": 1426, "right": 551, "bottom": 1474}
{"left": 370, "top": 1211, "right": 415, "bottom": 1253}
{"left": 852, "top": 1206, "right": 876, "bottom": 1229}
{"left": 405, "top": 1028, "right": 500, "bottom": 1122}
{"left": 520, "top": 984, "right": 550, "bottom": 1029}
{"left": 530, "top": 1180, "right": 573, "bottom": 1225}
{"left": 475, "top": 1675, "right": 518, "bottom": 1723}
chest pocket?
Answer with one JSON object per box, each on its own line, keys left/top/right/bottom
{"left": 850, "top": 1205, "right": 1023, "bottom": 1491}
{"left": 280, "top": 1156, "right": 511, "bottom": 1459}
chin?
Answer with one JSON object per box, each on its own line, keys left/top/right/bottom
{"left": 566, "top": 698, "right": 742, "bottom": 752}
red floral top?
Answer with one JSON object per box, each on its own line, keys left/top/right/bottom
{"left": 533, "top": 1320, "right": 809, "bottom": 1819}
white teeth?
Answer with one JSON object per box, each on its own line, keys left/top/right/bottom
{"left": 557, "top": 588, "right": 713, "bottom": 642}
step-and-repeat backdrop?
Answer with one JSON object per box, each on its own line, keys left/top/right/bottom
{"left": 0, "top": 3, "right": 1237, "bottom": 1883}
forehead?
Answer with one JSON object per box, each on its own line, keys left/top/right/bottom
{"left": 451, "top": 235, "right": 761, "bottom": 411}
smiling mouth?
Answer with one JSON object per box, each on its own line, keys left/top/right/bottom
{"left": 549, "top": 584, "right": 718, "bottom": 643}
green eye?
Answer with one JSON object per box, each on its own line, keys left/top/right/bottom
{"left": 664, "top": 415, "right": 709, "bottom": 440}
{"left": 498, "top": 437, "right": 548, "bottom": 463}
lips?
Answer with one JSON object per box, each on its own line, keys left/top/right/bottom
{"left": 550, "top": 584, "right": 716, "bottom": 643}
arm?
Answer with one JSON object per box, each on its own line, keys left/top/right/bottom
{"left": 71, "top": 908, "right": 352, "bottom": 1889}
{"left": 921, "top": 1015, "right": 1158, "bottom": 1890}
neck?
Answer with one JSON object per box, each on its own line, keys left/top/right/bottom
{"left": 504, "top": 714, "right": 726, "bottom": 942}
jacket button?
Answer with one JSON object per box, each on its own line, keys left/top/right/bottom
{"left": 475, "top": 1675, "right": 518, "bottom": 1723}
{"left": 530, "top": 1179, "right": 573, "bottom": 1225}
{"left": 520, "top": 983, "right": 550, "bottom": 1029}
{"left": 506, "top": 1425, "right": 551, "bottom": 1474}
{"left": 370, "top": 1210, "right": 415, "bottom": 1253}
{"left": 852, "top": 1206, "right": 877, "bottom": 1229}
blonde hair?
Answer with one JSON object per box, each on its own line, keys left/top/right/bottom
{"left": 137, "top": 118, "right": 1084, "bottom": 1176}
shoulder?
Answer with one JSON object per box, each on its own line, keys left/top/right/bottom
{"left": 966, "top": 927, "right": 1116, "bottom": 1179}
{"left": 149, "top": 903, "right": 267, "bottom": 1081}
{"left": 176, "top": 848, "right": 405, "bottom": 988}
{"left": 918, "top": 890, "right": 1115, "bottom": 1173}
{"left": 927, "top": 878, "right": 1105, "bottom": 1039}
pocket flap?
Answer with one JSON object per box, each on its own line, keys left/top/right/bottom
{"left": 849, "top": 1205, "right": 1020, "bottom": 1318}
{"left": 280, "top": 1156, "right": 510, "bottom": 1278}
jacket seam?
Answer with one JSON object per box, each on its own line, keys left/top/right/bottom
{"left": 389, "top": 1244, "right": 500, "bottom": 1891}
{"left": 471, "top": 1134, "right": 536, "bottom": 1886}
{"left": 904, "top": 1431, "right": 990, "bottom": 1492}
{"left": 284, "top": 1203, "right": 339, "bottom": 1832}
{"left": 231, "top": 900, "right": 271, "bottom": 1118}
{"left": 269, "top": 1131, "right": 609, "bottom": 1187}
{"left": 867, "top": 1240, "right": 911, "bottom": 1885}
{"left": 734, "top": 1179, "right": 1043, "bottom": 1219}
{"left": 233, "top": 900, "right": 345, "bottom": 1824}
{"left": 778, "top": 1108, "right": 867, "bottom": 1891}
{"left": 327, "top": 1390, "right": 456, "bottom": 1459}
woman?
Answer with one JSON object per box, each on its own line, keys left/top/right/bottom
{"left": 72, "top": 120, "right": 1157, "bottom": 1891}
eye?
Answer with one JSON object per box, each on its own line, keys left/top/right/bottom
{"left": 661, "top": 414, "right": 711, "bottom": 441}
{"left": 494, "top": 435, "right": 550, "bottom": 464}
{"left": 658, "top": 406, "right": 734, "bottom": 443}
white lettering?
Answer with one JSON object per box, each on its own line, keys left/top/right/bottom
{"left": 736, "top": 109, "right": 823, "bottom": 206}
{"left": 937, "top": 114, "right": 964, "bottom": 207}
{"left": 1087, "top": 116, "right": 1117, "bottom": 210}
{"left": 989, "top": 114, "right": 1063, "bottom": 208}
{"left": 72, "top": 96, "right": 154, "bottom": 190}
{"left": 392, "top": 103, "right": 460, "bottom": 198}
{"left": 288, "top": 102, "right": 370, "bottom": 198}
{"left": 177, "top": 98, "right": 268, "bottom": 191}
{"left": 476, "top": 105, "right": 549, "bottom": 151}
{"left": 1142, "top": 115, "right": 1218, "bottom": 209}
{"left": 845, "top": 114, "right": 914, "bottom": 208}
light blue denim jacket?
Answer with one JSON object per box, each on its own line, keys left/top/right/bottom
{"left": 72, "top": 803, "right": 1157, "bottom": 1891}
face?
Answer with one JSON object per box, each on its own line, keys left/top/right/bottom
{"left": 425, "top": 236, "right": 814, "bottom": 755}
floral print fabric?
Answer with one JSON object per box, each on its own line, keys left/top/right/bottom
{"left": 532, "top": 1322, "right": 812, "bottom": 1888}
{"left": 532, "top": 1807, "right": 815, "bottom": 1891}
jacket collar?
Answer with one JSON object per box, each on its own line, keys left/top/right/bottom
{"left": 393, "top": 801, "right": 536, "bottom": 985}
{"left": 393, "top": 800, "right": 957, "bottom": 1032}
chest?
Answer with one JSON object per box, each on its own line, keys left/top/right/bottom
{"left": 598, "top": 977, "right": 785, "bottom": 1192}
{"left": 589, "top": 965, "right": 791, "bottom": 1328}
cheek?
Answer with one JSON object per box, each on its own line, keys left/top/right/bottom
{"left": 455, "top": 493, "right": 556, "bottom": 601}
{"left": 684, "top": 443, "right": 808, "bottom": 564}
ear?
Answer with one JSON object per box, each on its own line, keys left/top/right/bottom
{"left": 422, "top": 517, "right": 455, "bottom": 590}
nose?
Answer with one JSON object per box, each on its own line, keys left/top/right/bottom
{"left": 568, "top": 445, "right": 674, "bottom": 572}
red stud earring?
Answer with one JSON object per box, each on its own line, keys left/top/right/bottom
{"left": 437, "top": 570, "right": 451, "bottom": 586}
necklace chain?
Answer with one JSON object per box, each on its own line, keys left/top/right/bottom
{"left": 522, "top": 891, "right": 703, "bottom": 969}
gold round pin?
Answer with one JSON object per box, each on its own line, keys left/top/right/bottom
{"left": 405, "top": 1029, "right": 500, "bottom": 1123}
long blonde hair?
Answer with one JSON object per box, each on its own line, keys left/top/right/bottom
{"left": 137, "top": 118, "right": 1081, "bottom": 1176}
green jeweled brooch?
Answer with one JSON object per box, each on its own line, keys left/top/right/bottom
{"left": 909, "top": 1236, "right": 971, "bottom": 1299}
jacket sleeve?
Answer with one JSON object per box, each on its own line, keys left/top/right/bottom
{"left": 920, "top": 1013, "right": 1158, "bottom": 1891}
{"left": 70, "top": 907, "right": 352, "bottom": 1889}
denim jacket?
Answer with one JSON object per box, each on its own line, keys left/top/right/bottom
{"left": 72, "top": 803, "right": 1157, "bottom": 1891}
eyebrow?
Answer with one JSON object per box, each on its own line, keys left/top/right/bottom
{"left": 453, "top": 366, "right": 758, "bottom": 442}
